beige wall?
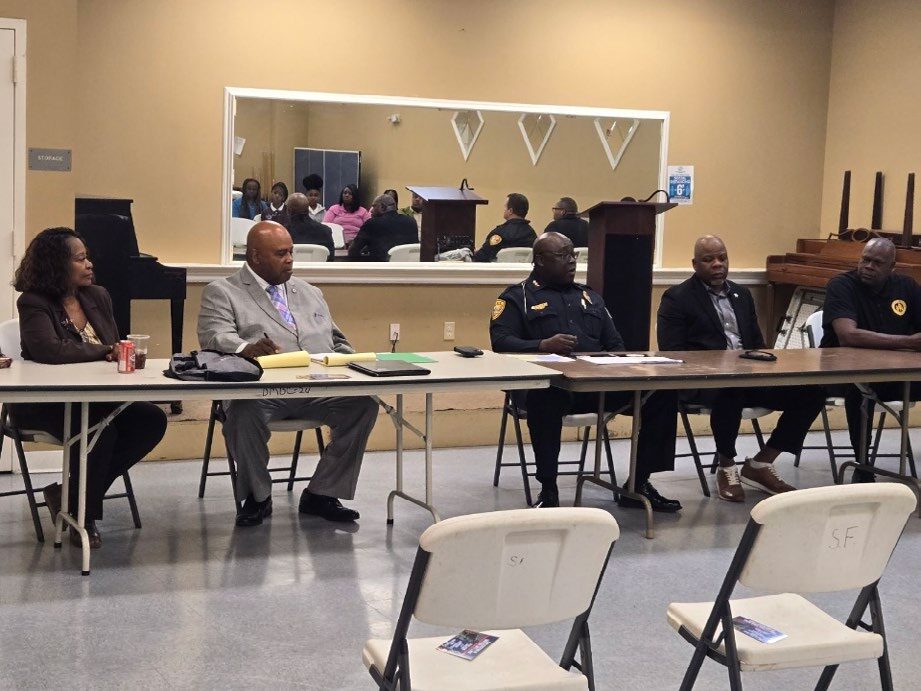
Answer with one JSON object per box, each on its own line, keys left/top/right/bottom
{"left": 62, "top": 0, "right": 834, "bottom": 267}
{"left": 0, "top": 0, "right": 77, "bottom": 239}
{"left": 820, "top": 0, "right": 921, "bottom": 236}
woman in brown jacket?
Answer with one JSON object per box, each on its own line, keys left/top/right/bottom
{"left": 11, "top": 227, "right": 166, "bottom": 548}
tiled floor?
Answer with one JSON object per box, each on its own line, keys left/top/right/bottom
{"left": 0, "top": 430, "right": 918, "bottom": 689}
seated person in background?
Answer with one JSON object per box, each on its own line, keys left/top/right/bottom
{"left": 347, "top": 194, "right": 419, "bottom": 262}
{"left": 302, "top": 174, "right": 326, "bottom": 223}
{"left": 657, "top": 235, "right": 825, "bottom": 501}
{"left": 323, "top": 184, "right": 371, "bottom": 245}
{"left": 383, "top": 189, "right": 401, "bottom": 207}
{"left": 11, "top": 228, "right": 167, "bottom": 549}
{"left": 543, "top": 196, "right": 589, "bottom": 247}
{"left": 262, "top": 182, "right": 290, "bottom": 226}
{"left": 198, "top": 221, "right": 377, "bottom": 526}
{"left": 821, "top": 237, "right": 921, "bottom": 480}
{"left": 285, "top": 192, "right": 334, "bottom": 261}
{"left": 232, "top": 178, "right": 269, "bottom": 220}
{"left": 490, "top": 231, "right": 680, "bottom": 511}
{"left": 473, "top": 193, "right": 537, "bottom": 262}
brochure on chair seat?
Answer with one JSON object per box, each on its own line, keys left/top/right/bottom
{"left": 347, "top": 360, "right": 431, "bottom": 377}
{"left": 732, "top": 616, "right": 787, "bottom": 644}
{"left": 437, "top": 630, "right": 499, "bottom": 660}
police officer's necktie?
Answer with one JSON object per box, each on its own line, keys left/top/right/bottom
{"left": 266, "top": 284, "right": 295, "bottom": 327}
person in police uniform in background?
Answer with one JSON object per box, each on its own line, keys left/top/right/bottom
{"left": 472, "top": 192, "right": 537, "bottom": 262}
{"left": 489, "top": 231, "right": 681, "bottom": 511}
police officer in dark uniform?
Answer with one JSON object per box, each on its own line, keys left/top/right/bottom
{"left": 822, "top": 237, "right": 921, "bottom": 479}
{"left": 490, "top": 231, "right": 681, "bottom": 511}
{"left": 543, "top": 196, "right": 589, "bottom": 247}
{"left": 473, "top": 193, "right": 537, "bottom": 262}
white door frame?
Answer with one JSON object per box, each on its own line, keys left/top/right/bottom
{"left": 0, "top": 18, "right": 26, "bottom": 474}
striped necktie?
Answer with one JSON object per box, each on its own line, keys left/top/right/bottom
{"left": 266, "top": 284, "right": 295, "bottom": 327}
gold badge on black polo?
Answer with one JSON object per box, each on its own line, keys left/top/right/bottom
{"left": 530, "top": 302, "right": 548, "bottom": 311}
{"left": 489, "top": 234, "right": 502, "bottom": 246}
{"left": 892, "top": 299, "right": 907, "bottom": 316}
{"left": 492, "top": 298, "right": 506, "bottom": 320}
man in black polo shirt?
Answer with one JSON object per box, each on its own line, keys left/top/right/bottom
{"left": 821, "top": 238, "right": 921, "bottom": 477}
{"left": 543, "top": 196, "right": 589, "bottom": 247}
{"left": 473, "top": 193, "right": 537, "bottom": 262}
{"left": 490, "top": 231, "right": 680, "bottom": 511}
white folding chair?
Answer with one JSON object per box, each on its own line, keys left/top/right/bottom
{"left": 496, "top": 247, "right": 534, "bottom": 263}
{"left": 493, "top": 392, "right": 618, "bottom": 506}
{"left": 802, "top": 310, "right": 916, "bottom": 478}
{"left": 230, "top": 216, "right": 256, "bottom": 245}
{"left": 573, "top": 247, "right": 589, "bottom": 264}
{"left": 388, "top": 243, "right": 421, "bottom": 262}
{"left": 198, "top": 401, "right": 325, "bottom": 508}
{"left": 363, "top": 507, "right": 620, "bottom": 690}
{"left": 292, "top": 243, "right": 330, "bottom": 262}
{"left": 324, "top": 222, "right": 345, "bottom": 249}
{"left": 0, "top": 319, "right": 141, "bottom": 541}
{"left": 668, "top": 483, "right": 915, "bottom": 690}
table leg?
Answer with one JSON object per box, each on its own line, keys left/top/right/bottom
{"left": 574, "top": 391, "right": 655, "bottom": 539}
{"left": 386, "top": 393, "right": 440, "bottom": 524}
{"left": 54, "top": 402, "right": 72, "bottom": 547}
{"left": 900, "top": 381, "right": 910, "bottom": 477}
{"left": 386, "top": 395, "right": 404, "bottom": 525}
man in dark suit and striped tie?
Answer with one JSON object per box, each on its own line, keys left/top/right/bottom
{"left": 198, "top": 222, "right": 378, "bottom": 526}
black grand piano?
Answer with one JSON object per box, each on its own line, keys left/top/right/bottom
{"left": 75, "top": 197, "right": 187, "bottom": 412}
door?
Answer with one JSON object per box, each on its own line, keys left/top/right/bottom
{"left": 0, "top": 21, "right": 25, "bottom": 472}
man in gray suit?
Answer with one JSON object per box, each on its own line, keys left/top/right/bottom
{"left": 198, "top": 221, "right": 378, "bottom": 526}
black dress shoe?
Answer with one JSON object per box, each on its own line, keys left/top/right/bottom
{"left": 236, "top": 494, "right": 273, "bottom": 527}
{"left": 617, "top": 480, "right": 682, "bottom": 513}
{"left": 299, "top": 490, "right": 359, "bottom": 522}
{"left": 70, "top": 519, "right": 102, "bottom": 549}
{"left": 852, "top": 467, "right": 877, "bottom": 483}
{"left": 533, "top": 487, "right": 560, "bottom": 508}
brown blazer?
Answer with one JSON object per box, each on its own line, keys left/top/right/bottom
{"left": 17, "top": 285, "right": 120, "bottom": 364}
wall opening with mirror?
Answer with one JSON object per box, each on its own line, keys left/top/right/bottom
{"left": 224, "top": 89, "right": 669, "bottom": 267}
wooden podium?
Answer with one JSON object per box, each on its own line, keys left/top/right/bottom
{"left": 406, "top": 186, "right": 488, "bottom": 261}
{"left": 582, "top": 201, "right": 676, "bottom": 350}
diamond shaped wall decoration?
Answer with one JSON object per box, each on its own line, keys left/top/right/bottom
{"left": 593, "top": 118, "right": 639, "bottom": 171}
{"left": 451, "top": 110, "right": 484, "bottom": 161}
{"left": 517, "top": 113, "right": 556, "bottom": 166}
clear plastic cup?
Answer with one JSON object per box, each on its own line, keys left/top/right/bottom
{"left": 127, "top": 334, "right": 150, "bottom": 369}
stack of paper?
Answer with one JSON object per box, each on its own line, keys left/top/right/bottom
{"left": 311, "top": 352, "right": 377, "bottom": 367}
{"left": 576, "top": 354, "right": 683, "bottom": 365}
{"left": 256, "top": 351, "right": 311, "bottom": 368}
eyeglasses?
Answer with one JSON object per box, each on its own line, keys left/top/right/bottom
{"left": 551, "top": 206, "right": 564, "bottom": 211}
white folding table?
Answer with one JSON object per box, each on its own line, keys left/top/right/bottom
{"left": 0, "top": 351, "right": 552, "bottom": 574}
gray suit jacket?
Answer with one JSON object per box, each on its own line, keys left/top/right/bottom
{"left": 198, "top": 267, "right": 354, "bottom": 355}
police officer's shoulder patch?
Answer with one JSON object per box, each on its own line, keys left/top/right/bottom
{"left": 492, "top": 298, "right": 506, "bottom": 320}
{"left": 892, "top": 299, "right": 907, "bottom": 316}
{"left": 489, "top": 234, "right": 502, "bottom": 246}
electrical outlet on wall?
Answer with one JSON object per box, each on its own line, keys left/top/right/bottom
{"left": 390, "top": 323, "right": 400, "bottom": 341}
{"left": 443, "top": 321, "right": 455, "bottom": 341}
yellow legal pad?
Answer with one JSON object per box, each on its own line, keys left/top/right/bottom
{"left": 256, "top": 351, "right": 312, "bottom": 369}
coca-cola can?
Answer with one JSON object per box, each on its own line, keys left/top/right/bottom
{"left": 117, "top": 339, "right": 135, "bottom": 373}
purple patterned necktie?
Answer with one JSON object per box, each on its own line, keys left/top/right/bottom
{"left": 266, "top": 284, "right": 295, "bottom": 327}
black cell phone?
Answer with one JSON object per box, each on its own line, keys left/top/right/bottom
{"left": 739, "top": 350, "right": 777, "bottom": 362}
{"left": 454, "top": 346, "right": 484, "bottom": 358}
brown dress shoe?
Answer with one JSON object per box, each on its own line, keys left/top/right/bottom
{"left": 70, "top": 520, "right": 102, "bottom": 549}
{"left": 740, "top": 460, "right": 796, "bottom": 495}
{"left": 716, "top": 466, "right": 745, "bottom": 502}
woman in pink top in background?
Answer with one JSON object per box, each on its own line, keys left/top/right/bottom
{"left": 323, "top": 184, "right": 371, "bottom": 245}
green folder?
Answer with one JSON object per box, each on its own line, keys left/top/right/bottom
{"left": 376, "top": 352, "right": 437, "bottom": 363}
